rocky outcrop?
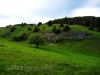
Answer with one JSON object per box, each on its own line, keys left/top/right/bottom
{"left": 44, "top": 31, "right": 92, "bottom": 43}
{"left": 60, "top": 31, "right": 92, "bottom": 40}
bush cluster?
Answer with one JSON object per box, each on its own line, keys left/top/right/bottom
{"left": 52, "top": 25, "right": 71, "bottom": 34}
{"left": 12, "top": 33, "right": 29, "bottom": 41}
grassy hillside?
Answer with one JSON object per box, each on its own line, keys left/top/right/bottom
{"left": 0, "top": 24, "right": 100, "bottom": 75}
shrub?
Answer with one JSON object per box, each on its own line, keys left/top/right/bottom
{"left": 0, "top": 31, "right": 10, "bottom": 38}
{"left": 56, "top": 37, "right": 65, "bottom": 43}
{"left": 33, "top": 26, "right": 40, "bottom": 32}
{"left": 6, "top": 25, "right": 11, "bottom": 28}
{"left": 54, "top": 28, "right": 61, "bottom": 34}
{"left": 20, "top": 33, "right": 30, "bottom": 40}
{"left": 12, "top": 36, "right": 21, "bottom": 41}
{"left": 63, "top": 25, "right": 71, "bottom": 32}
{"left": 96, "top": 26, "right": 100, "bottom": 32}
{"left": 21, "top": 22, "right": 27, "bottom": 27}
{"left": 37, "top": 22, "right": 42, "bottom": 26}
{"left": 59, "top": 23, "right": 64, "bottom": 27}
{"left": 52, "top": 26, "right": 56, "bottom": 33}
{"left": 28, "top": 27, "right": 32, "bottom": 31}
{"left": 29, "top": 24, "right": 34, "bottom": 26}
{"left": 12, "top": 33, "right": 30, "bottom": 41}
{"left": 88, "top": 26, "right": 94, "bottom": 31}
{"left": 28, "top": 34, "right": 45, "bottom": 48}
{"left": 48, "top": 20, "right": 53, "bottom": 26}
{"left": 42, "top": 27, "right": 46, "bottom": 31}
{"left": 10, "top": 26, "right": 16, "bottom": 32}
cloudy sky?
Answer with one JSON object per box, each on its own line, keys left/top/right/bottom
{"left": 0, "top": 0, "right": 100, "bottom": 27}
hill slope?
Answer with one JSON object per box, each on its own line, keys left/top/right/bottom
{"left": 0, "top": 24, "right": 100, "bottom": 75}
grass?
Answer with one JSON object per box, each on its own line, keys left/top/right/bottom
{"left": 0, "top": 24, "right": 100, "bottom": 75}
{"left": 71, "top": 25, "right": 100, "bottom": 38}
{"left": 0, "top": 38, "right": 100, "bottom": 75}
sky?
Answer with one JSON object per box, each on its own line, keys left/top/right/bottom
{"left": 0, "top": 0, "right": 100, "bottom": 27}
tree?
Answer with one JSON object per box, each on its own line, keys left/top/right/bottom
{"left": 52, "top": 26, "right": 56, "bottom": 33}
{"left": 48, "top": 20, "right": 53, "bottom": 26}
{"left": 21, "top": 22, "right": 27, "bottom": 27}
{"left": 88, "top": 26, "right": 94, "bottom": 31}
{"left": 33, "top": 26, "right": 40, "bottom": 32}
{"left": 59, "top": 23, "right": 64, "bottom": 27}
{"left": 54, "top": 28, "right": 61, "bottom": 34}
{"left": 63, "top": 25, "right": 71, "bottom": 32}
{"left": 28, "top": 34, "right": 45, "bottom": 48}
{"left": 28, "top": 27, "right": 32, "bottom": 31}
{"left": 37, "top": 22, "right": 42, "bottom": 26}
{"left": 6, "top": 25, "right": 11, "bottom": 28}
{"left": 96, "top": 26, "right": 100, "bottom": 32}
{"left": 10, "top": 26, "right": 16, "bottom": 32}
{"left": 12, "top": 33, "right": 29, "bottom": 41}
{"left": 29, "top": 24, "right": 34, "bottom": 26}
{"left": 20, "top": 33, "right": 29, "bottom": 40}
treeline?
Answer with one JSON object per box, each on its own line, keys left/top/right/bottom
{"left": 50, "top": 16, "right": 100, "bottom": 32}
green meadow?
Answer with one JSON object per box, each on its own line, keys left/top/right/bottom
{"left": 0, "top": 24, "right": 100, "bottom": 75}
